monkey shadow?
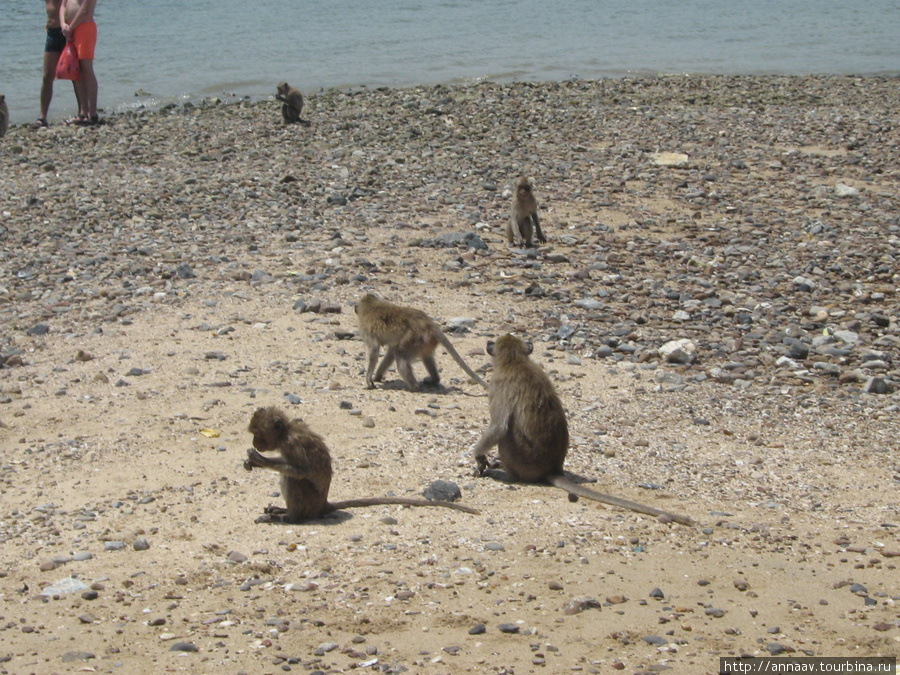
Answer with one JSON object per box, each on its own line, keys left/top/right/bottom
{"left": 253, "top": 507, "right": 355, "bottom": 526}
{"left": 378, "top": 379, "right": 468, "bottom": 395}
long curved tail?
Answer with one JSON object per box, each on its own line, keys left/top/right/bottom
{"left": 437, "top": 332, "right": 489, "bottom": 389}
{"left": 550, "top": 475, "right": 694, "bottom": 526}
{"left": 328, "top": 497, "right": 480, "bottom": 515}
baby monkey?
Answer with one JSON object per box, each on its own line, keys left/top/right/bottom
{"left": 276, "top": 82, "right": 310, "bottom": 126}
{"left": 244, "top": 406, "right": 479, "bottom": 523}
{"left": 472, "top": 334, "right": 694, "bottom": 526}
{"left": 507, "top": 177, "right": 546, "bottom": 248}
{"left": 356, "top": 293, "right": 488, "bottom": 391}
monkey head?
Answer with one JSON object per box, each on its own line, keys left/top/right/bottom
{"left": 248, "top": 406, "right": 290, "bottom": 452}
{"left": 487, "top": 334, "right": 533, "bottom": 358}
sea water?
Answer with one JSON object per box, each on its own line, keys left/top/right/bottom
{"left": 1, "top": 0, "right": 898, "bottom": 124}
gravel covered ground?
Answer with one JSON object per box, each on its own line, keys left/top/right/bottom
{"left": 1, "top": 75, "right": 898, "bottom": 674}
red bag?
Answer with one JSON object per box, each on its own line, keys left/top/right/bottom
{"left": 55, "top": 42, "right": 81, "bottom": 81}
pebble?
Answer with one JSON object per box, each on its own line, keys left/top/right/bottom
{"left": 423, "top": 480, "right": 462, "bottom": 502}
{"left": 41, "top": 578, "right": 90, "bottom": 596}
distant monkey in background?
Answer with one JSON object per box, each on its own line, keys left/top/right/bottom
{"left": 507, "top": 176, "right": 545, "bottom": 248}
{"left": 276, "top": 82, "right": 310, "bottom": 126}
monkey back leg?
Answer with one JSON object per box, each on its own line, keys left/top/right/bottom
{"left": 421, "top": 354, "right": 440, "bottom": 386}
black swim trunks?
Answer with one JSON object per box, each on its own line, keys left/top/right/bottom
{"left": 45, "top": 26, "right": 65, "bottom": 53}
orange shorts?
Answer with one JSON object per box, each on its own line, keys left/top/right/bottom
{"left": 71, "top": 20, "right": 97, "bottom": 60}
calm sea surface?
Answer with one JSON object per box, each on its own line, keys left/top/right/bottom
{"left": 2, "top": 0, "right": 899, "bottom": 124}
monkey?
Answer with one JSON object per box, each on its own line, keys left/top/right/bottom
{"left": 276, "top": 82, "right": 310, "bottom": 126}
{"left": 243, "top": 406, "right": 479, "bottom": 523}
{"left": 472, "top": 334, "right": 694, "bottom": 526}
{"left": 0, "top": 95, "right": 8, "bottom": 138}
{"left": 355, "top": 293, "right": 488, "bottom": 392}
{"left": 506, "top": 176, "right": 546, "bottom": 248}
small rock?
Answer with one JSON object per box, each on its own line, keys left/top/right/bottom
{"left": 41, "top": 578, "right": 90, "bottom": 596}
{"left": 314, "top": 642, "right": 339, "bottom": 656}
{"left": 169, "top": 642, "right": 198, "bottom": 653}
{"left": 423, "top": 480, "right": 462, "bottom": 502}
{"left": 227, "top": 551, "right": 248, "bottom": 563}
{"left": 563, "top": 596, "right": 601, "bottom": 615}
{"left": 497, "top": 623, "right": 520, "bottom": 634}
{"left": 643, "top": 635, "right": 667, "bottom": 646}
{"left": 468, "top": 623, "right": 486, "bottom": 635}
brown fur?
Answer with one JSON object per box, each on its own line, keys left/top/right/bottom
{"left": 244, "top": 406, "right": 479, "bottom": 523}
{"left": 506, "top": 177, "right": 545, "bottom": 248}
{"left": 473, "top": 335, "right": 694, "bottom": 525}
{"left": 0, "top": 95, "right": 8, "bottom": 139}
{"left": 276, "top": 82, "right": 310, "bottom": 126}
{"left": 355, "top": 293, "right": 488, "bottom": 391}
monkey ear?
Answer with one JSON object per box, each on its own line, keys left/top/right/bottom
{"left": 273, "top": 417, "right": 287, "bottom": 437}
{"left": 486, "top": 340, "right": 495, "bottom": 356}
{"left": 523, "top": 340, "right": 534, "bottom": 355}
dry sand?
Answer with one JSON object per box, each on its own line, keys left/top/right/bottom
{"left": 0, "top": 76, "right": 898, "bottom": 674}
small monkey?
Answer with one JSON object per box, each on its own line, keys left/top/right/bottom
{"left": 0, "top": 95, "right": 8, "bottom": 138}
{"left": 244, "top": 406, "right": 479, "bottom": 523}
{"left": 472, "top": 334, "right": 694, "bottom": 525}
{"left": 355, "top": 293, "right": 488, "bottom": 391}
{"left": 276, "top": 82, "right": 310, "bottom": 126}
{"left": 507, "top": 177, "right": 546, "bottom": 248}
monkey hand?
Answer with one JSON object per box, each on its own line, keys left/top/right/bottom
{"left": 474, "top": 455, "right": 490, "bottom": 477}
{"left": 244, "top": 447, "right": 263, "bottom": 471}
{"left": 537, "top": 232, "right": 547, "bottom": 244}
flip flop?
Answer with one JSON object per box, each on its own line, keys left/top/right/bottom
{"left": 30, "top": 118, "right": 49, "bottom": 130}
{"left": 74, "top": 115, "right": 100, "bottom": 127}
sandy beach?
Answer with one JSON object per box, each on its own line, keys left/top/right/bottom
{"left": 0, "top": 75, "right": 898, "bottom": 674}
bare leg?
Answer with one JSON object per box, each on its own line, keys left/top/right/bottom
{"left": 76, "top": 58, "right": 98, "bottom": 119}
{"left": 40, "top": 51, "right": 60, "bottom": 120}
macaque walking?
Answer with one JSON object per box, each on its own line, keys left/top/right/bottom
{"left": 355, "top": 293, "right": 488, "bottom": 391}
{"left": 244, "top": 407, "right": 479, "bottom": 523}
{"left": 472, "top": 335, "right": 693, "bottom": 525}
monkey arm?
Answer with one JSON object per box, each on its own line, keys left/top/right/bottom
{"left": 532, "top": 213, "right": 546, "bottom": 243}
{"left": 472, "top": 419, "right": 509, "bottom": 474}
{"left": 275, "top": 94, "right": 287, "bottom": 103}
{"left": 244, "top": 448, "right": 318, "bottom": 482}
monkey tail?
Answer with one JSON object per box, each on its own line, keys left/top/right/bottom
{"left": 437, "top": 332, "right": 489, "bottom": 390}
{"left": 549, "top": 475, "right": 694, "bottom": 526}
{"left": 328, "top": 497, "right": 480, "bottom": 515}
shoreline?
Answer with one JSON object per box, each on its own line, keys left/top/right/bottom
{"left": 5, "top": 71, "right": 900, "bottom": 127}
{"left": 1, "top": 75, "right": 898, "bottom": 673}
